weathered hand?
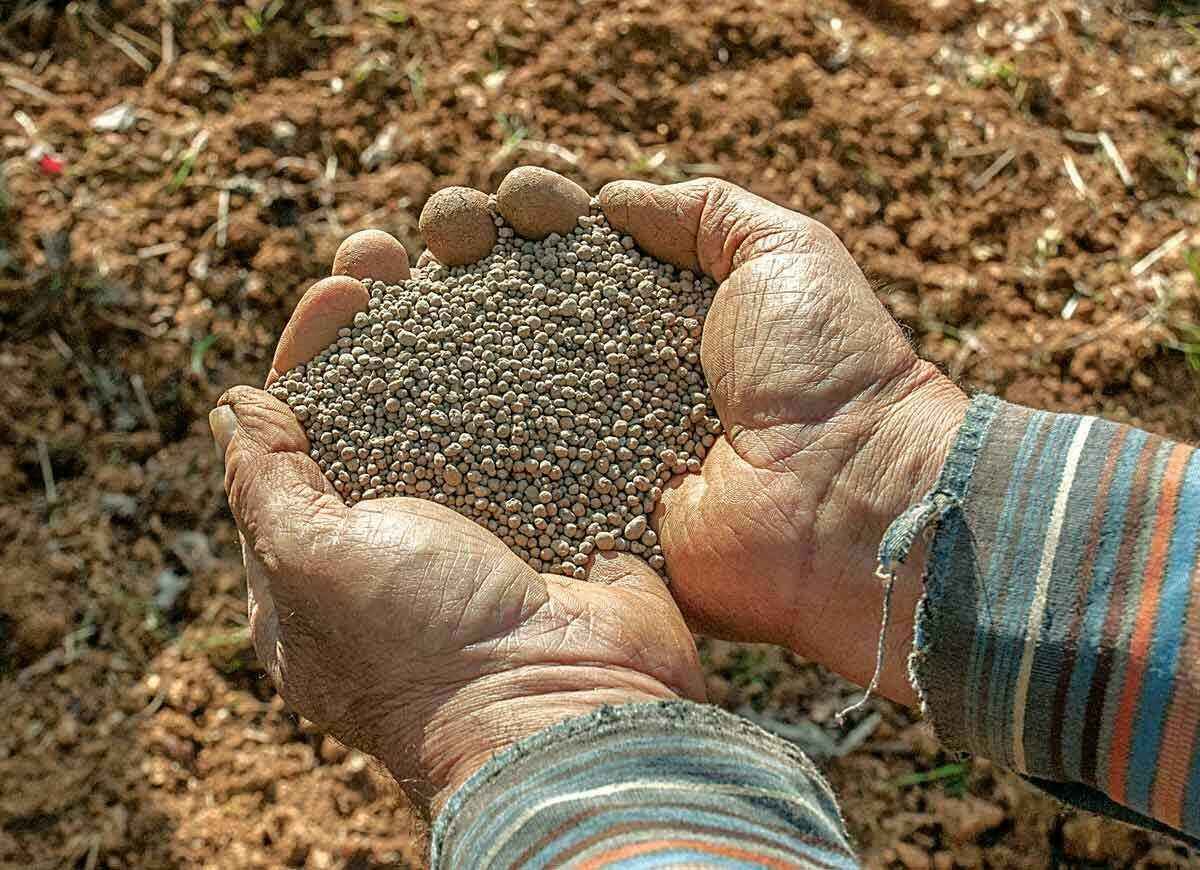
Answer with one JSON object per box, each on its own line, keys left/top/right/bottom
{"left": 211, "top": 222, "right": 704, "bottom": 815}
{"left": 599, "top": 178, "right": 968, "bottom": 706}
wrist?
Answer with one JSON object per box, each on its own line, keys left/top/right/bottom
{"left": 852, "top": 362, "right": 969, "bottom": 704}
{"left": 392, "top": 665, "right": 687, "bottom": 817}
{"left": 872, "top": 362, "right": 970, "bottom": 536}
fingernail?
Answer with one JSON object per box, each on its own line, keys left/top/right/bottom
{"left": 209, "top": 405, "right": 238, "bottom": 455}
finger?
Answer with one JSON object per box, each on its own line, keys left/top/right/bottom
{"left": 586, "top": 551, "right": 673, "bottom": 605}
{"left": 267, "top": 275, "right": 370, "bottom": 386}
{"left": 418, "top": 186, "right": 496, "bottom": 266}
{"left": 653, "top": 437, "right": 808, "bottom": 648}
{"left": 598, "top": 177, "right": 840, "bottom": 282}
{"left": 211, "top": 396, "right": 302, "bottom": 680}
{"left": 212, "top": 386, "right": 345, "bottom": 589}
{"left": 652, "top": 445, "right": 730, "bottom": 632}
{"left": 332, "top": 229, "right": 411, "bottom": 284}
{"left": 495, "top": 165, "right": 590, "bottom": 240}
{"left": 545, "top": 557, "right": 707, "bottom": 703}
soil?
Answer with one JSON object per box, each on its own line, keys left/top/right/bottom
{"left": 1, "top": 1, "right": 1197, "bottom": 868}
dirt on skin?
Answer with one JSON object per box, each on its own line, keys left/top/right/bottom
{"left": 0, "top": 1, "right": 1197, "bottom": 867}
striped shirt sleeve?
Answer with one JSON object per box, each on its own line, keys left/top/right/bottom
{"left": 912, "top": 393, "right": 1200, "bottom": 844}
{"left": 431, "top": 701, "right": 858, "bottom": 869}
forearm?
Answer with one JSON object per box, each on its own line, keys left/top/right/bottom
{"left": 909, "top": 394, "right": 1200, "bottom": 843}
{"left": 431, "top": 701, "right": 858, "bottom": 869}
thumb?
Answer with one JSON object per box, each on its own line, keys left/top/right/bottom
{"left": 598, "top": 177, "right": 846, "bottom": 283}
{"left": 211, "top": 386, "right": 345, "bottom": 580}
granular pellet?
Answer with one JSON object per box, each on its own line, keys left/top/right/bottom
{"left": 271, "top": 202, "right": 720, "bottom": 580}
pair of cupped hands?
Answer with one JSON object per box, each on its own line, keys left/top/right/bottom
{"left": 210, "top": 170, "right": 967, "bottom": 813}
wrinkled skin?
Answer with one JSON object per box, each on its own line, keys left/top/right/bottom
{"left": 599, "top": 180, "right": 967, "bottom": 703}
{"left": 213, "top": 388, "right": 703, "bottom": 815}
{"left": 212, "top": 174, "right": 966, "bottom": 812}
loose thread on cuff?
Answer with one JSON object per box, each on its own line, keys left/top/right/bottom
{"left": 835, "top": 492, "right": 959, "bottom": 724}
{"left": 835, "top": 566, "right": 895, "bottom": 726}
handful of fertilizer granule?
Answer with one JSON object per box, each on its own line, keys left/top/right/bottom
{"left": 270, "top": 168, "right": 720, "bottom": 580}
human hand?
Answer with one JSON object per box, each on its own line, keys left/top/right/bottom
{"left": 598, "top": 178, "right": 968, "bottom": 707}
{"left": 211, "top": 221, "right": 705, "bottom": 815}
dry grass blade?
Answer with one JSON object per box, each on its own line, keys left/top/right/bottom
{"left": 1098, "top": 131, "right": 1135, "bottom": 188}
{"left": 1132, "top": 229, "right": 1190, "bottom": 278}
{"left": 4, "top": 74, "right": 54, "bottom": 102}
{"left": 130, "top": 374, "right": 159, "bottom": 430}
{"left": 1063, "top": 154, "right": 1090, "bottom": 199}
{"left": 970, "top": 148, "right": 1017, "bottom": 191}
{"left": 80, "top": 9, "right": 154, "bottom": 73}
{"left": 36, "top": 437, "right": 57, "bottom": 504}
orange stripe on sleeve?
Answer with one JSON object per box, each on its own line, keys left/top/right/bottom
{"left": 1109, "top": 444, "right": 1191, "bottom": 803}
{"left": 576, "top": 838, "right": 810, "bottom": 870}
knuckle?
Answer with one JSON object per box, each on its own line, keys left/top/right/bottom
{"left": 690, "top": 178, "right": 738, "bottom": 224}
{"left": 690, "top": 176, "right": 737, "bottom": 202}
{"left": 220, "top": 383, "right": 289, "bottom": 415}
{"left": 217, "top": 383, "right": 263, "bottom": 408}
{"left": 251, "top": 533, "right": 283, "bottom": 575}
{"left": 229, "top": 452, "right": 342, "bottom": 575}
{"left": 801, "top": 216, "right": 843, "bottom": 252}
{"left": 234, "top": 403, "right": 307, "bottom": 456}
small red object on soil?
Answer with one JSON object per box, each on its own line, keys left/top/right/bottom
{"left": 37, "top": 153, "right": 64, "bottom": 175}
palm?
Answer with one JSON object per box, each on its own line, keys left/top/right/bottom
{"left": 657, "top": 253, "right": 909, "bottom": 632}
{"left": 335, "top": 499, "right": 543, "bottom": 656}
{"left": 226, "top": 394, "right": 706, "bottom": 810}
{"left": 232, "top": 410, "right": 703, "bottom": 791}
{"left": 277, "top": 496, "right": 693, "bottom": 688}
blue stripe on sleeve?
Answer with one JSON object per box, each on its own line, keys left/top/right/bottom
{"left": 1061, "top": 428, "right": 1147, "bottom": 779}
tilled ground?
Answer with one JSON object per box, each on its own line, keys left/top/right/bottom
{"left": 1, "top": 1, "right": 1197, "bottom": 867}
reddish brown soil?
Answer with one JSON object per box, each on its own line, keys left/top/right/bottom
{"left": 1, "top": 1, "right": 1197, "bottom": 867}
